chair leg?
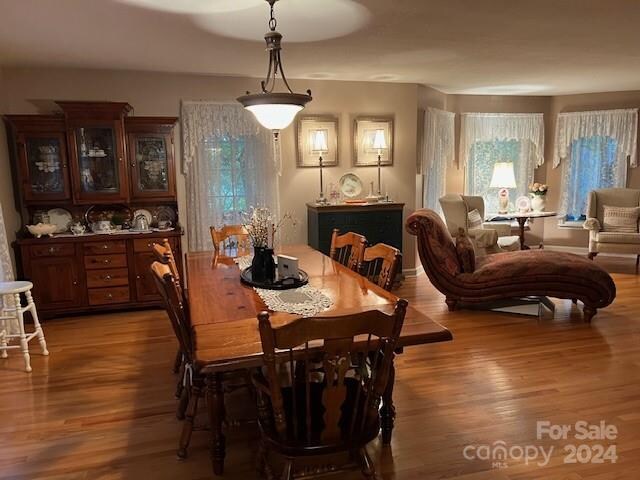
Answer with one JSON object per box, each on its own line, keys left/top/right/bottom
{"left": 583, "top": 306, "right": 597, "bottom": 323}
{"left": 15, "top": 293, "right": 32, "bottom": 373}
{"left": 173, "top": 349, "right": 183, "bottom": 374}
{"left": 445, "top": 298, "right": 457, "bottom": 312}
{"left": 175, "top": 360, "right": 185, "bottom": 399}
{"left": 358, "top": 447, "right": 377, "bottom": 479}
{"left": 176, "top": 384, "right": 189, "bottom": 421}
{"left": 0, "top": 329, "right": 7, "bottom": 359}
{"left": 26, "top": 291, "right": 48, "bottom": 356}
{"left": 588, "top": 252, "right": 598, "bottom": 260}
{"left": 636, "top": 255, "right": 639, "bottom": 273}
{"left": 177, "top": 379, "right": 202, "bottom": 459}
{"left": 281, "top": 458, "right": 294, "bottom": 480}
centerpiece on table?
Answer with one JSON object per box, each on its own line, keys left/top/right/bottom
{"left": 242, "top": 207, "right": 296, "bottom": 283}
{"left": 529, "top": 182, "right": 548, "bottom": 212}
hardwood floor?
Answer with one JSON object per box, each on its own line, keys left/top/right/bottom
{"left": 1, "top": 255, "right": 639, "bottom": 479}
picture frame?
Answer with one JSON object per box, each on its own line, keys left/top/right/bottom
{"left": 353, "top": 116, "right": 394, "bottom": 166}
{"left": 296, "top": 115, "right": 339, "bottom": 167}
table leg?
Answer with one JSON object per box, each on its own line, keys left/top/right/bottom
{"left": 206, "top": 373, "right": 226, "bottom": 476}
{"left": 381, "top": 355, "right": 396, "bottom": 445}
{"left": 518, "top": 218, "right": 529, "bottom": 250}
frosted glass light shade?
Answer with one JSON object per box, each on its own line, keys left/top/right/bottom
{"left": 489, "top": 162, "right": 517, "bottom": 188}
{"left": 372, "top": 129, "right": 387, "bottom": 149}
{"left": 311, "top": 130, "right": 328, "bottom": 152}
{"left": 245, "top": 104, "right": 304, "bottom": 131}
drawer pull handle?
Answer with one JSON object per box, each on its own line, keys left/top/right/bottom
{"left": 48, "top": 247, "right": 56, "bottom": 254}
{"left": 72, "top": 281, "right": 78, "bottom": 286}
{"left": 106, "top": 293, "right": 113, "bottom": 299}
{"left": 147, "top": 243, "right": 152, "bottom": 248}
{"left": 103, "top": 244, "right": 109, "bottom": 249}
{"left": 136, "top": 275, "right": 142, "bottom": 280}
{"left": 104, "top": 275, "right": 112, "bottom": 281}
{"left": 103, "top": 259, "right": 111, "bottom": 264}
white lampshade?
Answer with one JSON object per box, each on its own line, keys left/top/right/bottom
{"left": 372, "top": 129, "right": 387, "bottom": 150}
{"left": 489, "top": 162, "right": 517, "bottom": 189}
{"left": 311, "top": 129, "right": 328, "bottom": 153}
{"left": 245, "top": 103, "right": 303, "bottom": 131}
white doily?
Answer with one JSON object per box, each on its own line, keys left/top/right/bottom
{"left": 234, "top": 255, "right": 253, "bottom": 270}
{"left": 255, "top": 284, "right": 333, "bottom": 317}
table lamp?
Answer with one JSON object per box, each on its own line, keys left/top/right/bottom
{"left": 490, "top": 162, "right": 516, "bottom": 214}
{"left": 372, "top": 129, "right": 387, "bottom": 199}
{"left": 311, "top": 129, "right": 329, "bottom": 205}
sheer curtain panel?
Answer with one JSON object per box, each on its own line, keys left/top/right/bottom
{"left": 181, "top": 102, "right": 279, "bottom": 251}
{"left": 554, "top": 109, "right": 638, "bottom": 219}
{"left": 422, "top": 108, "right": 455, "bottom": 214}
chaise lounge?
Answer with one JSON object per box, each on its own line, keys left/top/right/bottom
{"left": 406, "top": 209, "right": 616, "bottom": 322}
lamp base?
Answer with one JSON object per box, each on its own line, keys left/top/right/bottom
{"left": 498, "top": 188, "right": 510, "bottom": 214}
{"left": 316, "top": 193, "right": 328, "bottom": 205}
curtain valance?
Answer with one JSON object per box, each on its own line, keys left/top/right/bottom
{"left": 553, "top": 108, "right": 638, "bottom": 168}
{"left": 459, "top": 113, "right": 545, "bottom": 168}
{"left": 181, "top": 101, "right": 263, "bottom": 174}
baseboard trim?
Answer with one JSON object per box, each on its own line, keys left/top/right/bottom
{"left": 402, "top": 265, "right": 425, "bottom": 277}
{"left": 544, "top": 245, "right": 637, "bottom": 258}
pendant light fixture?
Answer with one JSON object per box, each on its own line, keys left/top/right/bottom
{"left": 237, "top": 0, "right": 312, "bottom": 132}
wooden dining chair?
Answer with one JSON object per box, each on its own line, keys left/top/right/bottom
{"left": 359, "top": 243, "right": 402, "bottom": 291}
{"left": 153, "top": 239, "right": 186, "bottom": 377}
{"left": 329, "top": 229, "right": 367, "bottom": 272}
{"left": 254, "top": 299, "right": 408, "bottom": 479}
{"left": 151, "top": 261, "right": 201, "bottom": 459}
{"left": 210, "top": 224, "right": 251, "bottom": 258}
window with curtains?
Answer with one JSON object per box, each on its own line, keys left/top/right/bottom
{"left": 181, "top": 102, "right": 278, "bottom": 251}
{"left": 460, "top": 113, "right": 545, "bottom": 215}
{"left": 563, "top": 136, "right": 619, "bottom": 221}
{"left": 554, "top": 109, "right": 637, "bottom": 223}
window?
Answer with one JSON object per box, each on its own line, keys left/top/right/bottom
{"left": 554, "top": 109, "right": 637, "bottom": 222}
{"left": 465, "top": 139, "right": 529, "bottom": 214}
{"left": 205, "top": 136, "right": 248, "bottom": 224}
{"left": 562, "top": 136, "right": 618, "bottom": 221}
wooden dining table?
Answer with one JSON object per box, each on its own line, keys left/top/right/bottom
{"left": 185, "top": 245, "right": 452, "bottom": 475}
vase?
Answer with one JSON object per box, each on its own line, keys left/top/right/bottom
{"left": 251, "top": 246, "right": 276, "bottom": 283}
{"left": 531, "top": 194, "right": 546, "bottom": 212}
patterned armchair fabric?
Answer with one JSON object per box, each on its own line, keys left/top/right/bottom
{"left": 583, "top": 188, "right": 640, "bottom": 260}
{"left": 439, "top": 194, "right": 520, "bottom": 255}
{"left": 407, "top": 209, "right": 616, "bottom": 322}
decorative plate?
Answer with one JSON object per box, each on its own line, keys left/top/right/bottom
{"left": 133, "top": 208, "right": 153, "bottom": 225}
{"left": 154, "top": 205, "right": 177, "bottom": 223}
{"left": 516, "top": 196, "right": 532, "bottom": 213}
{"left": 47, "top": 208, "right": 73, "bottom": 233}
{"left": 338, "top": 173, "right": 363, "bottom": 198}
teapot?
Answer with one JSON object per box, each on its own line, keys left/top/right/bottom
{"left": 133, "top": 214, "right": 150, "bottom": 231}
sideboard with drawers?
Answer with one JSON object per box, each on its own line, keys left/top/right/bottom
{"left": 14, "top": 232, "right": 182, "bottom": 318}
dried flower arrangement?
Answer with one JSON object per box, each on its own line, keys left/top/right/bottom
{"left": 242, "top": 207, "right": 297, "bottom": 249}
{"left": 529, "top": 182, "right": 548, "bottom": 196}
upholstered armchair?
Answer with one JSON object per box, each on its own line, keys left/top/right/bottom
{"left": 439, "top": 194, "right": 520, "bottom": 255}
{"left": 583, "top": 188, "right": 640, "bottom": 266}
{"left": 406, "top": 209, "right": 616, "bottom": 323}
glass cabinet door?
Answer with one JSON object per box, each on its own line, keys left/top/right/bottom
{"left": 128, "top": 132, "right": 176, "bottom": 200}
{"left": 19, "top": 133, "right": 70, "bottom": 201}
{"left": 75, "top": 126, "right": 120, "bottom": 195}
{"left": 134, "top": 135, "right": 169, "bottom": 192}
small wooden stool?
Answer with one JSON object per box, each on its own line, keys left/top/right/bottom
{"left": 0, "top": 281, "right": 49, "bottom": 372}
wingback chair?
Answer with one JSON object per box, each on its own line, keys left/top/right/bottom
{"left": 583, "top": 188, "right": 640, "bottom": 267}
{"left": 439, "top": 194, "right": 520, "bottom": 255}
{"left": 406, "top": 209, "right": 616, "bottom": 323}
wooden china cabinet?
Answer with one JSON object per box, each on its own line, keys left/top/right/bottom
{"left": 4, "top": 102, "right": 182, "bottom": 319}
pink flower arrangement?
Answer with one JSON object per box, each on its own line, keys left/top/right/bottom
{"left": 529, "top": 183, "right": 548, "bottom": 196}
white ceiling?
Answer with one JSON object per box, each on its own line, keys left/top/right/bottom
{"left": 1, "top": 0, "right": 639, "bottom": 95}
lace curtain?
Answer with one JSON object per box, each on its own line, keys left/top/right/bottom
{"left": 0, "top": 203, "right": 18, "bottom": 337}
{"left": 181, "top": 102, "right": 279, "bottom": 251}
{"left": 422, "top": 108, "right": 455, "bottom": 215}
{"left": 554, "top": 109, "right": 638, "bottom": 218}
{"left": 460, "top": 113, "right": 545, "bottom": 213}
